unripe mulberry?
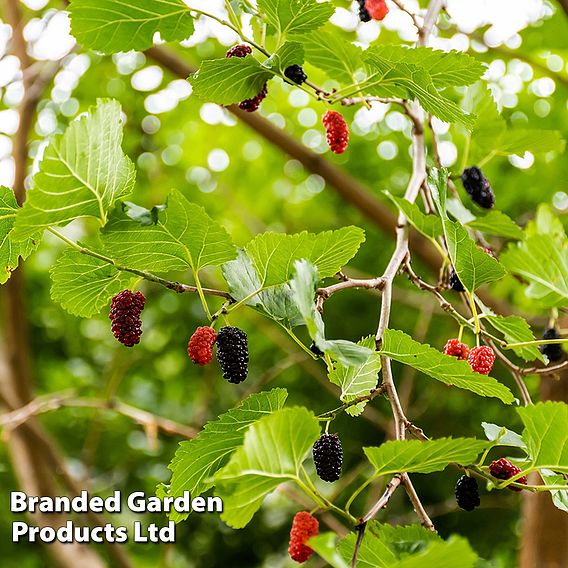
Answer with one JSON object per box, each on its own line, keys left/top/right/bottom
{"left": 313, "top": 433, "right": 343, "bottom": 482}
{"left": 322, "top": 110, "right": 349, "bottom": 154}
{"left": 109, "top": 290, "right": 145, "bottom": 347}
{"left": 226, "top": 44, "right": 252, "bottom": 58}
{"left": 444, "top": 339, "right": 470, "bottom": 361}
{"left": 489, "top": 458, "right": 528, "bottom": 491}
{"left": 289, "top": 512, "right": 318, "bottom": 563}
{"left": 356, "top": 0, "right": 371, "bottom": 22}
{"left": 468, "top": 346, "right": 495, "bottom": 375}
{"left": 540, "top": 328, "right": 564, "bottom": 363}
{"left": 455, "top": 475, "right": 480, "bottom": 511}
{"left": 449, "top": 269, "right": 465, "bottom": 292}
{"left": 461, "top": 167, "right": 495, "bottom": 209}
{"left": 188, "top": 326, "right": 217, "bottom": 366}
{"left": 365, "top": 0, "right": 389, "bottom": 20}
{"left": 216, "top": 326, "right": 249, "bottom": 384}
{"left": 285, "top": 64, "right": 307, "bottom": 85}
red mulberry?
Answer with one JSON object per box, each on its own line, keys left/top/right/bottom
{"left": 313, "top": 433, "right": 343, "bottom": 482}
{"left": 468, "top": 346, "right": 495, "bottom": 375}
{"left": 444, "top": 339, "right": 470, "bottom": 361}
{"left": 216, "top": 326, "right": 249, "bottom": 383}
{"left": 238, "top": 83, "right": 268, "bottom": 113}
{"left": 226, "top": 44, "right": 252, "bottom": 58}
{"left": 289, "top": 512, "right": 319, "bottom": 563}
{"left": 188, "top": 326, "right": 217, "bottom": 366}
{"left": 489, "top": 458, "right": 528, "bottom": 491}
{"left": 365, "top": 0, "right": 389, "bottom": 20}
{"left": 322, "top": 110, "right": 349, "bottom": 154}
{"left": 109, "top": 290, "right": 145, "bottom": 347}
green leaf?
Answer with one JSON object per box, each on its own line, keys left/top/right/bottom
{"left": 364, "top": 438, "right": 488, "bottom": 477}
{"left": 289, "top": 260, "right": 373, "bottom": 366}
{"left": 362, "top": 49, "right": 475, "bottom": 127}
{"left": 0, "top": 186, "right": 39, "bottom": 284}
{"left": 481, "top": 422, "right": 527, "bottom": 449}
{"left": 501, "top": 235, "right": 568, "bottom": 308}
{"left": 301, "top": 30, "right": 362, "bottom": 83}
{"left": 328, "top": 336, "right": 381, "bottom": 417}
{"left": 50, "top": 249, "right": 132, "bottom": 317}
{"left": 465, "top": 210, "right": 524, "bottom": 240}
{"left": 215, "top": 407, "right": 320, "bottom": 528}
{"left": 385, "top": 191, "right": 443, "bottom": 240}
{"left": 339, "top": 528, "right": 397, "bottom": 568}
{"left": 164, "top": 389, "right": 287, "bottom": 523}
{"left": 483, "top": 314, "right": 544, "bottom": 363}
{"left": 122, "top": 201, "right": 167, "bottom": 226}
{"left": 102, "top": 190, "right": 236, "bottom": 273}
{"left": 263, "top": 42, "right": 304, "bottom": 75}
{"left": 392, "top": 538, "right": 477, "bottom": 568}
{"left": 526, "top": 204, "right": 566, "bottom": 242}
{"left": 189, "top": 57, "right": 273, "bottom": 106}
{"left": 12, "top": 99, "right": 135, "bottom": 240}
{"left": 371, "top": 523, "right": 442, "bottom": 558}
{"left": 258, "top": 0, "right": 334, "bottom": 37}
{"left": 463, "top": 84, "right": 564, "bottom": 163}
{"left": 494, "top": 129, "right": 565, "bottom": 156}
{"left": 245, "top": 226, "right": 365, "bottom": 288}
{"left": 221, "top": 250, "right": 303, "bottom": 327}
{"left": 541, "top": 469, "right": 568, "bottom": 512}
{"left": 69, "top": 0, "right": 194, "bottom": 54}
{"left": 429, "top": 168, "right": 506, "bottom": 291}
{"left": 367, "top": 46, "right": 485, "bottom": 88}
{"left": 309, "top": 533, "right": 350, "bottom": 568}
{"left": 379, "top": 329, "right": 514, "bottom": 403}
{"left": 518, "top": 402, "right": 568, "bottom": 471}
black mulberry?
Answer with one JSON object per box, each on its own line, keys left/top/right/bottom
{"left": 461, "top": 167, "right": 495, "bottom": 209}
{"left": 449, "top": 269, "right": 465, "bottom": 292}
{"left": 455, "top": 475, "right": 480, "bottom": 511}
{"left": 356, "top": 0, "right": 371, "bottom": 21}
{"left": 310, "top": 342, "right": 324, "bottom": 357}
{"left": 313, "top": 433, "right": 343, "bottom": 482}
{"left": 109, "top": 290, "right": 145, "bottom": 347}
{"left": 541, "top": 328, "right": 564, "bottom": 363}
{"left": 216, "top": 326, "right": 249, "bottom": 384}
{"left": 284, "top": 64, "right": 307, "bottom": 85}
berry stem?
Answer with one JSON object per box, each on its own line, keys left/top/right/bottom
{"left": 345, "top": 475, "right": 376, "bottom": 514}
{"left": 468, "top": 293, "right": 481, "bottom": 338}
{"left": 283, "top": 327, "right": 319, "bottom": 360}
{"left": 192, "top": 270, "right": 213, "bottom": 321}
{"left": 507, "top": 338, "right": 568, "bottom": 348}
{"left": 457, "top": 325, "right": 464, "bottom": 342}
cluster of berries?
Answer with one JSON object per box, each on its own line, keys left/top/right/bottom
{"left": 444, "top": 339, "right": 495, "bottom": 375}
{"left": 455, "top": 458, "right": 528, "bottom": 512}
{"left": 226, "top": 45, "right": 308, "bottom": 112}
{"left": 188, "top": 325, "right": 249, "bottom": 384}
{"left": 356, "top": 0, "right": 389, "bottom": 22}
{"left": 109, "top": 291, "right": 249, "bottom": 383}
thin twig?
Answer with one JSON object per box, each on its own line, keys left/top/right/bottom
{"left": 0, "top": 392, "right": 197, "bottom": 438}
